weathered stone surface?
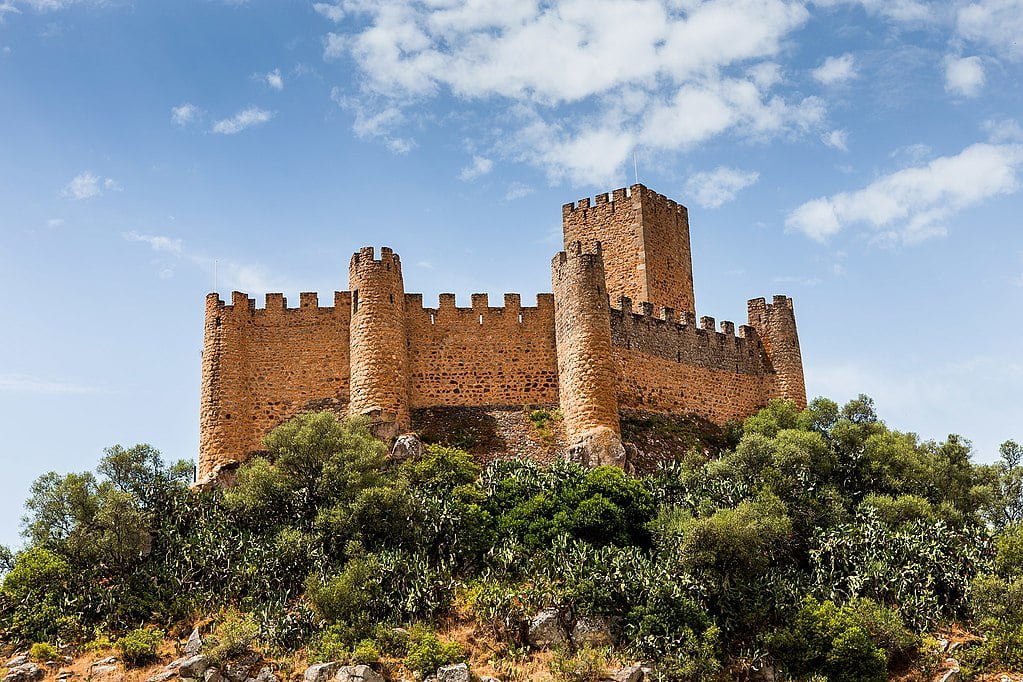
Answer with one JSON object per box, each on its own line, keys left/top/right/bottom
{"left": 146, "top": 671, "right": 177, "bottom": 682}
{"left": 435, "top": 663, "right": 470, "bottom": 682}
{"left": 610, "top": 666, "right": 643, "bottom": 682}
{"left": 571, "top": 615, "right": 613, "bottom": 648}
{"left": 391, "top": 433, "right": 423, "bottom": 461}
{"left": 185, "top": 627, "right": 203, "bottom": 656}
{"left": 335, "top": 665, "right": 384, "bottom": 682}
{"left": 5, "top": 656, "right": 28, "bottom": 668}
{"left": 303, "top": 662, "right": 340, "bottom": 682}
{"left": 205, "top": 669, "right": 226, "bottom": 682}
{"left": 179, "top": 655, "right": 212, "bottom": 679}
{"left": 89, "top": 665, "right": 118, "bottom": 678}
{"left": 3, "top": 663, "right": 43, "bottom": 682}
{"left": 528, "top": 607, "right": 569, "bottom": 649}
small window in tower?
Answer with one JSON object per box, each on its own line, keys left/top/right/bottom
{"left": 353, "top": 290, "right": 359, "bottom": 312}
{"left": 390, "top": 294, "right": 394, "bottom": 303}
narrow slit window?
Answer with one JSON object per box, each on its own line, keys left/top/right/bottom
{"left": 353, "top": 290, "right": 359, "bottom": 313}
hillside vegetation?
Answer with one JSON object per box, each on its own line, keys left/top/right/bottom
{"left": 2, "top": 397, "right": 1022, "bottom": 681}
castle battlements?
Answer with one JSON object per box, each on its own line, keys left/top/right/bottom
{"left": 199, "top": 184, "right": 807, "bottom": 479}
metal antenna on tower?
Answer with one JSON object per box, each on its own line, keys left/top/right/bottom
{"left": 633, "top": 151, "right": 639, "bottom": 185}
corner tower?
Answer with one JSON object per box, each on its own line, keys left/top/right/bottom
{"left": 348, "top": 247, "right": 410, "bottom": 439}
{"left": 562, "top": 184, "right": 695, "bottom": 315}
{"left": 748, "top": 296, "right": 807, "bottom": 409}
{"left": 551, "top": 241, "right": 625, "bottom": 467}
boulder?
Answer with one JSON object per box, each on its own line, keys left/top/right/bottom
{"left": 528, "top": 607, "right": 569, "bottom": 649}
{"left": 146, "top": 672, "right": 177, "bottom": 682}
{"left": 611, "top": 666, "right": 643, "bottom": 682}
{"left": 303, "top": 662, "right": 340, "bottom": 682}
{"left": 5, "top": 656, "right": 29, "bottom": 668}
{"left": 571, "top": 615, "right": 613, "bottom": 648}
{"left": 2, "top": 663, "right": 43, "bottom": 682}
{"left": 185, "top": 627, "right": 203, "bottom": 656}
{"left": 205, "top": 669, "right": 226, "bottom": 682}
{"left": 224, "top": 651, "right": 261, "bottom": 682}
{"left": 391, "top": 433, "right": 423, "bottom": 462}
{"left": 180, "top": 655, "right": 213, "bottom": 679}
{"left": 335, "top": 665, "right": 384, "bottom": 682}
{"left": 435, "top": 663, "right": 470, "bottom": 682}
{"left": 88, "top": 665, "right": 119, "bottom": 679}
{"left": 248, "top": 666, "right": 279, "bottom": 682}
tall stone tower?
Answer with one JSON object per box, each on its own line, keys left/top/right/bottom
{"left": 748, "top": 296, "right": 807, "bottom": 409}
{"left": 562, "top": 184, "right": 694, "bottom": 315}
{"left": 551, "top": 241, "right": 625, "bottom": 467}
{"left": 348, "top": 247, "right": 410, "bottom": 439}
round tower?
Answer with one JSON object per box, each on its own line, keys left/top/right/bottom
{"left": 748, "top": 295, "right": 807, "bottom": 409}
{"left": 552, "top": 241, "right": 625, "bottom": 467}
{"left": 348, "top": 246, "right": 410, "bottom": 439}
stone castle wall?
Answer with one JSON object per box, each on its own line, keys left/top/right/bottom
{"left": 198, "top": 184, "right": 807, "bottom": 478}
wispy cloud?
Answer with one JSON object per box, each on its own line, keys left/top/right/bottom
{"left": 786, "top": 140, "right": 1023, "bottom": 244}
{"left": 505, "top": 182, "right": 534, "bottom": 201}
{"left": 122, "top": 231, "right": 291, "bottom": 293}
{"left": 63, "top": 171, "right": 121, "bottom": 200}
{"left": 822, "top": 129, "right": 849, "bottom": 151}
{"left": 0, "top": 373, "right": 98, "bottom": 395}
{"left": 683, "top": 166, "right": 759, "bottom": 208}
{"left": 264, "top": 68, "right": 284, "bottom": 90}
{"left": 812, "top": 53, "right": 857, "bottom": 85}
{"left": 171, "top": 103, "right": 201, "bottom": 126}
{"left": 458, "top": 155, "right": 493, "bottom": 181}
{"left": 212, "top": 107, "right": 274, "bottom": 135}
{"left": 313, "top": 1, "right": 343, "bottom": 22}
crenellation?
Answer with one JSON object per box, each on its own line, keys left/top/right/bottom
{"left": 199, "top": 184, "right": 807, "bottom": 476}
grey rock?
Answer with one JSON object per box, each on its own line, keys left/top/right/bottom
{"left": 303, "top": 662, "right": 340, "bottom": 682}
{"left": 939, "top": 667, "right": 961, "bottom": 682}
{"left": 528, "top": 607, "right": 569, "bottom": 648}
{"left": 205, "top": 669, "right": 226, "bottom": 682}
{"left": 6, "top": 656, "right": 29, "bottom": 668}
{"left": 611, "top": 666, "right": 643, "bottom": 682}
{"left": 146, "top": 672, "right": 178, "bottom": 682}
{"left": 89, "top": 665, "right": 119, "bottom": 678}
{"left": 185, "top": 628, "right": 203, "bottom": 656}
{"left": 435, "top": 663, "right": 470, "bottom": 682}
{"left": 180, "top": 655, "right": 213, "bottom": 679}
{"left": 249, "top": 666, "right": 279, "bottom": 682}
{"left": 3, "top": 663, "right": 43, "bottom": 682}
{"left": 335, "top": 665, "right": 384, "bottom": 682}
{"left": 167, "top": 656, "right": 190, "bottom": 670}
{"left": 92, "top": 657, "right": 118, "bottom": 667}
{"left": 391, "top": 433, "right": 423, "bottom": 462}
{"left": 571, "top": 615, "right": 613, "bottom": 648}
{"left": 225, "top": 652, "right": 260, "bottom": 682}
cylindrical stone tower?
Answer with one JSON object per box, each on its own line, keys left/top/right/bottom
{"left": 348, "top": 246, "right": 410, "bottom": 439}
{"left": 748, "top": 295, "right": 807, "bottom": 409}
{"left": 552, "top": 241, "right": 625, "bottom": 467}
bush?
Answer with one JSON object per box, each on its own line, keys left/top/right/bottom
{"left": 114, "top": 628, "right": 163, "bottom": 666}
{"left": 29, "top": 642, "right": 59, "bottom": 662}
{"left": 204, "top": 609, "right": 260, "bottom": 663}
{"left": 550, "top": 646, "right": 611, "bottom": 682}
{"left": 403, "top": 626, "right": 464, "bottom": 678}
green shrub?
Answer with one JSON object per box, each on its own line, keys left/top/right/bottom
{"left": 550, "top": 646, "right": 610, "bottom": 682}
{"left": 204, "top": 609, "right": 260, "bottom": 663}
{"left": 403, "top": 626, "right": 464, "bottom": 678}
{"left": 29, "top": 642, "right": 59, "bottom": 662}
{"left": 114, "top": 628, "right": 163, "bottom": 666}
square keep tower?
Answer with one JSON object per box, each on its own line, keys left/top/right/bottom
{"left": 561, "top": 183, "right": 695, "bottom": 315}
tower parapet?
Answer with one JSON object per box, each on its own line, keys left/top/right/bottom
{"left": 562, "top": 184, "right": 695, "bottom": 315}
{"left": 748, "top": 296, "right": 807, "bottom": 408}
{"left": 551, "top": 241, "right": 625, "bottom": 467}
{"left": 348, "top": 246, "right": 410, "bottom": 439}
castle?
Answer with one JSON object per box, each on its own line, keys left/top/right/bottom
{"left": 199, "top": 184, "right": 806, "bottom": 481}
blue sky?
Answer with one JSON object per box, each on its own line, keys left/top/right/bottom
{"left": 1, "top": 0, "right": 1021, "bottom": 549}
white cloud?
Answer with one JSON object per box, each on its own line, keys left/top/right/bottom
{"left": 458, "top": 155, "right": 493, "bottom": 181}
{"left": 822, "top": 129, "right": 849, "bottom": 151}
{"left": 313, "top": 1, "right": 343, "bottom": 22}
{"left": 212, "top": 107, "right": 274, "bottom": 134}
{"left": 812, "top": 53, "right": 857, "bottom": 85}
{"left": 265, "top": 68, "right": 284, "bottom": 90}
{"left": 0, "top": 373, "right": 97, "bottom": 395}
{"left": 63, "top": 171, "right": 119, "bottom": 200}
{"left": 786, "top": 141, "right": 1023, "bottom": 243}
{"left": 46, "top": 217, "right": 64, "bottom": 228}
{"left": 123, "top": 230, "right": 183, "bottom": 254}
{"left": 944, "top": 54, "right": 986, "bottom": 96}
{"left": 171, "top": 103, "right": 200, "bottom": 126}
{"left": 323, "top": 0, "right": 825, "bottom": 184}
{"left": 505, "top": 182, "right": 534, "bottom": 200}
{"left": 121, "top": 231, "right": 291, "bottom": 292}
{"left": 957, "top": 0, "right": 1023, "bottom": 60}
{"left": 810, "top": 0, "right": 937, "bottom": 23}
{"left": 984, "top": 118, "right": 1023, "bottom": 143}
{"left": 683, "top": 166, "right": 760, "bottom": 208}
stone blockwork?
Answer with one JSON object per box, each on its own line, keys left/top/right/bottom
{"left": 199, "top": 184, "right": 807, "bottom": 477}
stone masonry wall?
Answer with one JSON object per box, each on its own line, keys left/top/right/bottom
{"left": 199, "top": 292, "right": 352, "bottom": 480}
{"left": 406, "top": 293, "right": 559, "bottom": 407}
